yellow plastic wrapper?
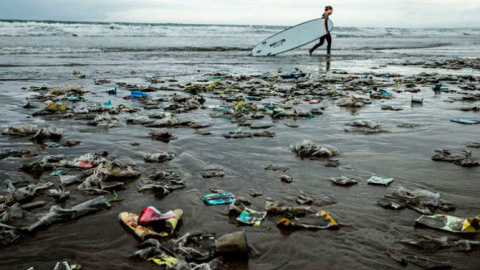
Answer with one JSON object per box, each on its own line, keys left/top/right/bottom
{"left": 48, "top": 103, "right": 67, "bottom": 110}
{"left": 277, "top": 210, "right": 339, "bottom": 230}
{"left": 235, "top": 101, "right": 246, "bottom": 111}
{"left": 148, "top": 254, "right": 179, "bottom": 267}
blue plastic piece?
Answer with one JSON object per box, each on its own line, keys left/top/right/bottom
{"left": 202, "top": 192, "right": 235, "bottom": 205}
{"left": 130, "top": 91, "right": 147, "bottom": 98}
{"left": 450, "top": 119, "right": 479, "bottom": 125}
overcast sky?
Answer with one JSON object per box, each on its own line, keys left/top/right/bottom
{"left": 1, "top": 0, "right": 479, "bottom": 27}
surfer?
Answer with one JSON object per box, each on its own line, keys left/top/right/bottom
{"left": 309, "top": 6, "right": 333, "bottom": 55}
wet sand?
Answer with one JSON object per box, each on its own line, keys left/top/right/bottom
{"left": 0, "top": 50, "right": 480, "bottom": 270}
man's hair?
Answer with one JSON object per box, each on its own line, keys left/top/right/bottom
{"left": 325, "top": 5, "right": 333, "bottom": 11}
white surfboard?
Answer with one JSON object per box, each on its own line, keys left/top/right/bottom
{"left": 252, "top": 18, "right": 334, "bottom": 57}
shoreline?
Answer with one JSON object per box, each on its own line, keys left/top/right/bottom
{"left": 1, "top": 55, "right": 479, "bottom": 269}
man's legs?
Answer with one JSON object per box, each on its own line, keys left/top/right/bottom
{"left": 325, "top": 34, "right": 332, "bottom": 54}
{"left": 309, "top": 36, "right": 326, "bottom": 55}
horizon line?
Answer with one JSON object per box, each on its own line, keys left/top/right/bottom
{"left": 0, "top": 18, "right": 475, "bottom": 30}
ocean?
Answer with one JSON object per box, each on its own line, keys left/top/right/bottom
{"left": 0, "top": 20, "right": 479, "bottom": 270}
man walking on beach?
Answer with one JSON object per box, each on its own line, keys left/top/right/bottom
{"left": 309, "top": 6, "right": 333, "bottom": 55}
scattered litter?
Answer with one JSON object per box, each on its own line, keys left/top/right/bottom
{"left": 400, "top": 235, "right": 480, "bottom": 252}
{"left": 291, "top": 139, "right": 339, "bottom": 158}
{"left": 330, "top": 176, "right": 357, "bottom": 186}
{"left": 202, "top": 192, "right": 235, "bottom": 205}
{"left": 144, "top": 152, "right": 175, "bottom": 163}
{"left": 119, "top": 208, "right": 182, "bottom": 240}
{"left": 236, "top": 208, "right": 266, "bottom": 225}
{"left": 415, "top": 214, "right": 480, "bottom": 234}
{"left": 411, "top": 96, "right": 424, "bottom": 104}
{"left": 277, "top": 211, "right": 339, "bottom": 230}
{"left": 432, "top": 149, "right": 479, "bottom": 167}
{"left": 279, "top": 174, "right": 294, "bottom": 183}
{"left": 215, "top": 230, "right": 249, "bottom": 255}
{"left": 450, "top": 118, "right": 479, "bottom": 125}
{"left": 377, "top": 186, "right": 447, "bottom": 214}
{"left": 26, "top": 196, "right": 111, "bottom": 233}
{"left": 367, "top": 175, "right": 394, "bottom": 186}
{"left": 201, "top": 169, "right": 225, "bottom": 178}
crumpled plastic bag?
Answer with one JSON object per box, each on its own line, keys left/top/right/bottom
{"left": 138, "top": 169, "right": 185, "bottom": 193}
{"left": 291, "top": 140, "right": 339, "bottom": 158}
{"left": 78, "top": 161, "right": 140, "bottom": 193}
{"left": 378, "top": 186, "right": 444, "bottom": 215}
{"left": 25, "top": 196, "right": 110, "bottom": 233}
{"left": 337, "top": 96, "right": 365, "bottom": 107}
{"left": 90, "top": 112, "right": 120, "bottom": 127}
{"left": 400, "top": 235, "right": 480, "bottom": 252}
{"left": 144, "top": 152, "right": 175, "bottom": 163}
{"left": 347, "top": 120, "right": 379, "bottom": 129}
{"left": 1, "top": 181, "right": 54, "bottom": 204}
{"left": 32, "top": 126, "right": 62, "bottom": 141}
{"left": 2, "top": 124, "right": 39, "bottom": 136}
{"left": 170, "top": 232, "right": 216, "bottom": 262}
{"left": 132, "top": 239, "right": 179, "bottom": 268}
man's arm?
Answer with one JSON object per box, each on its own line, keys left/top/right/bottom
{"left": 323, "top": 14, "right": 330, "bottom": 34}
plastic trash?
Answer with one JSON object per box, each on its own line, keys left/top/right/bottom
{"left": 279, "top": 174, "right": 293, "bottom": 183}
{"left": 106, "top": 87, "right": 117, "bottom": 95}
{"left": 119, "top": 209, "right": 183, "bottom": 240}
{"left": 50, "top": 169, "right": 66, "bottom": 176}
{"left": 378, "top": 186, "right": 446, "bottom": 214}
{"left": 411, "top": 96, "right": 424, "bottom": 104}
{"left": 415, "top": 214, "right": 480, "bottom": 234}
{"left": 291, "top": 139, "right": 339, "bottom": 158}
{"left": 144, "top": 152, "right": 175, "bottom": 163}
{"left": 0, "top": 149, "right": 35, "bottom": 159}
{"left": 400, "top": 235, "right": 480, "bottom": 252}
{"left": 52, "top": 261, "right": 81, "bottom": 270}
{"left": 201, "top": 169, "right": 225, "bottom": 178}
{"left": 32, "top": 126, "right": 62, "bottom": 141}
{"left": 171, "top": 232, "right": 216, "bottom": 262}
{"left": 26, "top": 196, "right": 111, "bottom": 233}
{"left": 215, "top": 230, "right": 249, "bottom": 254}
{"left": 296, "top": 194, "right": 314, "bottom": 205}
{"left": 59, "top": 175, "right": 82, "bottom": 185}
{"left": 138, "top": 169, "right": 185, "bottom": 193}
{"left": 132, "top": 239, "right": 179, "bottom": 267}
{"left": 45, "top": 141, "right": 60, "bottom": 148}
{"left": 367, "top": 175, "right": 394, "bottom": 186}
{"left": 202, "top": 192, "right": 235, "bottom": 205}
{"left": 432, "top": 149, "right": 479, "bottom": 167}
{"left": 277, "top": 211, "right": 339, "bottom": 230}
{"left": 330, "top": 176, "right": 357, "bottom": 186}
{"left": 47, "top": 185, "right": 70, "bottom": 202}
{"left": 138, "top": 206, "right": 179, "bottom": 233}
{"left": 130, "top": 91, "right": 147, "bottom": 98}
{"left": 236, "top": 208, "right": 266, "bottom": 226}
{"left": 148, "top": 255, "right": 179, "bottom": 267}
{"left": 450, "top": 118, "right": 479, "bottom": 125}
{"left": 66, "top": 95, "right": 83, "bottom": 102}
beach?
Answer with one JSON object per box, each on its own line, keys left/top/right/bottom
{"left": 0, "top": 20, "right": 480, "bottom": 270}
